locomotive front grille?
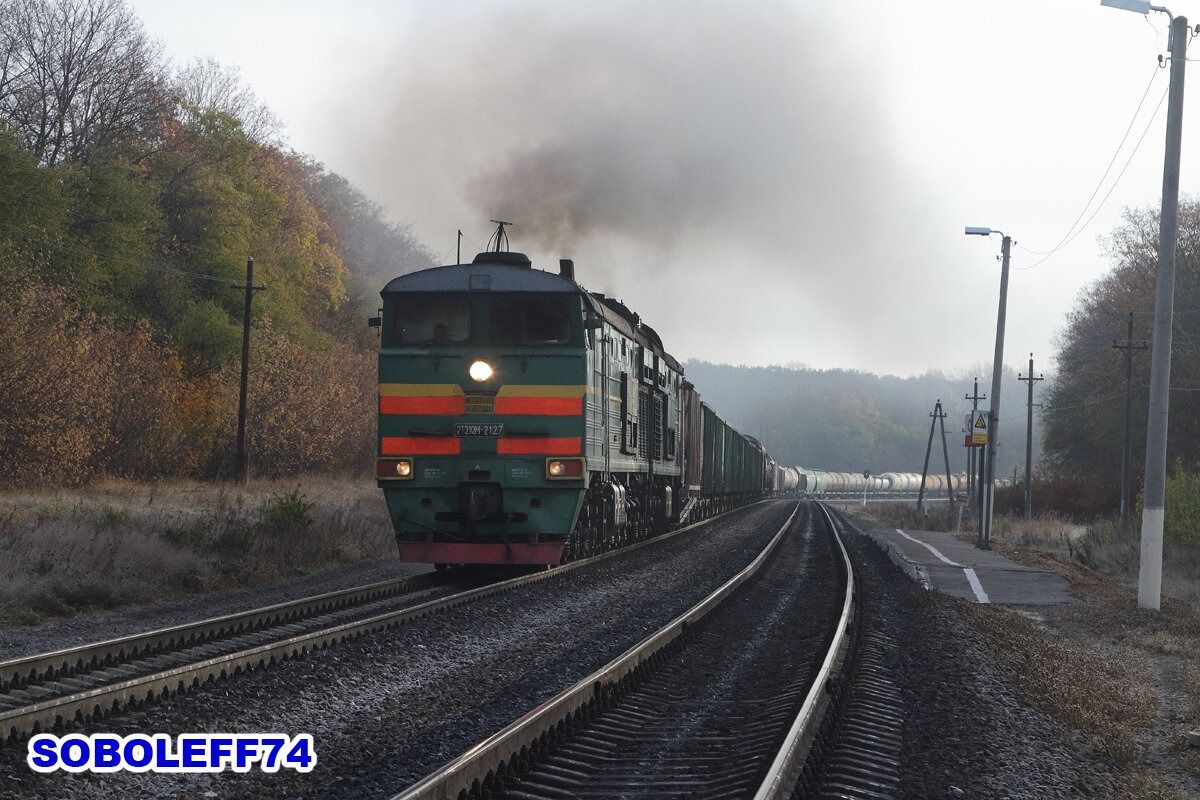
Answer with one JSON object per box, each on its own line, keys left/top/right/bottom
{"left": 465, "top": 393, "right": 496, "bottom": 414}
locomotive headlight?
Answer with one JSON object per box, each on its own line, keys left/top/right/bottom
{"left": 546, "top": 458, "right": 585, "bottom": 479}
{"left": 377, "top": 458, "right": 414, "bottom": 479}
{"left": 469, "top": 360, "right": 493, "bottom": 382}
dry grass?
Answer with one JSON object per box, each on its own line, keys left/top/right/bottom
{"left": 0, "top": 476, "right": 395, "bottom": 625}
{"left": 863, "top": 505, "right": 1200, "bottom": 798}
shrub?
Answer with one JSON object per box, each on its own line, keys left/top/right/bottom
{"left": 0, "top": 285, "right": 117, "bottom": 485}
{"left": 0, "top": 284, "right": 233, "bottom": 486}
{"left": 229, "top": 320, "right": 375, "bottom": 477}
{"left": 994, "top": 477, "right": 1120, "bottom": 521}
{"left": 96, "top": 504, "right": 127, "bottom": 530}
{"left": 0, "top": 284, "right": 375, "bottom": 487}
{"left": 1165, "top": 459, "right": 1200, "bottom": 544}
{"left": 162, "top": 519, "right": 215, "bottom": 551}
{"left": 257, "top": 486, "right": 314, "bottom": 536}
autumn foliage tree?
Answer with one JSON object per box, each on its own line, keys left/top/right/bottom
{"left": 1045, "top": 199, "right": 1200, "bottom": 518}
{"left": 0, "top": 0, "right": 433, "bottom": 486}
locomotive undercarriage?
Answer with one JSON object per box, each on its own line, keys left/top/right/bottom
{"left": 561, "top": 472, "right": 681, "bottom": 561}
{"left": 390, "top": 472, "right": 763, "bottom": 566}
{"left": 683, "top": 491, "right": 758, "bottom": 522}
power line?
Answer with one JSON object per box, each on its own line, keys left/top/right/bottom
{"left": 1016, "top": 64, "right": 1167, "bottom": 268}
{"left": 142, "top": 263, "right": 264, "bottom": 287}
{"left": 1041, "top": 387, "right": 1132, "bottom": 414}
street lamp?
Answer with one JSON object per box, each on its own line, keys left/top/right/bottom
{"left": 1102, "top": 0, "right": 1187, "bottom": 611}
{"left": 965, "top": 226, "right": 1012, "bottom": 551}
{"left": 1100, "top": 0, "right": 1166, "bottom": 16}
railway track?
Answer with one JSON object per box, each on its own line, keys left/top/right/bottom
{"left": 390, "top": 501, "right": 857, "bottom": 800}
{"left": 0, "top": 568, "right": 515, "bottom": 740}
{"left": 0, "top": 506, "right": 754, "bottom": 743}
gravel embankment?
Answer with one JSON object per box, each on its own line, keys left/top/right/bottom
{"left": 832, "top": 509, "right": 1121, "bottom": 799}
{"left": 0, "top": 557, "right": 428, "bottom": 663}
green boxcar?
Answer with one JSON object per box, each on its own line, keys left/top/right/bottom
{"left": 698, "top": 402, "right": 763, "bottom": 506}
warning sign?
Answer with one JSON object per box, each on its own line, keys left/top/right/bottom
{"left": 970, "top": 411, "right": 989, "bottom": 445}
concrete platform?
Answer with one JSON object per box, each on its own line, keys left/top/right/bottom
{"left": 865, "top": 527, "right": 1074, "bottom": 605}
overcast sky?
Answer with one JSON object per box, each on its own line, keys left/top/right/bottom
{"left": 130, "top": 0, "right": 1193, "bottom": 379}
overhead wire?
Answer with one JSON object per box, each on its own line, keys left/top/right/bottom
{"left": 438, "top": 230, "right": 486, "bottom": 266}
{"left": 1041, "top": 386, "right": 1135, "bottom": 414}
{"left": 1015, "top": 63, "right": 1167, "bottom": 269}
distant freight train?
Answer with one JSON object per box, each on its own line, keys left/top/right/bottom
{"left": 374, "top": 236, "right": 960, "bottom": 566}
{"left": 785, "top": 467, "right": 971, "bottom": 499}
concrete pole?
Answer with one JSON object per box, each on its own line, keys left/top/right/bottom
{"left": 1139, "top": 14, "right": 1188, "bottom": 611}
{"left": 982, "top": 234, "right": 1012, "bottom": 550}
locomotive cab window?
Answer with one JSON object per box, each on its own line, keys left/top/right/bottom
{"left": 491, "top": 295, "right": 573, "bottom": 345}
{"left": 391, "top": 296, "right": 470, "bottom": 345}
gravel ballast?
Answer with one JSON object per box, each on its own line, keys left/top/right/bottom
{"left": 0, "top": 501, "right": 1131, "bottom": 799}
{"left": 0, "top": 502, "right": 794, "bottom": 799}
{"left": 831, "top": 508, "right": 1121, "bottom": 799}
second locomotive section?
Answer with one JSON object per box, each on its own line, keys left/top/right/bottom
{"left": 376, "top": 249, "right": 756, "bottom": 565}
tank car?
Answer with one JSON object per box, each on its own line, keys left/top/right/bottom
{"left": 779, "top": 465, "right": 801, "bottom": 494}
{"left": 796, "top": 468, "right": 827, "bottom": 496}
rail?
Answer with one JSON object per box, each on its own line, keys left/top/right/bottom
{"left": 752, "top": 501, "right": 856, "bottom": 799}
{"left": 388, "top": 501, "right": 809, "bottom": 800}
{"left": 0, "top": 503, "right": 765, "bottom": 741}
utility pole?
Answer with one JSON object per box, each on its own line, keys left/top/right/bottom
{"left": 984, "top": 234, "right": 1012, "bottom": 551}
{"left": 917, "top": 400, "right": 955, "bottom": 512}
{"left": 965, "top": 226, "right": 1013, "bottom": 549}
{"left": 1113, "top": 311, "right": 1149, "bottom": 535}
{"left": 1139, "top": 13, "right": 1188, "bottom": 611}
{"left": 1018, "top": 354, "right": 1044, "bottom": 521}
{"left": 234, "top": 257, "right": 267, "bottom": 484}
{"left": 965, "top": 378, "right": 987, "bottom": 517}
{"left": 939, "top": 401, "right": 955, "bottom": 512}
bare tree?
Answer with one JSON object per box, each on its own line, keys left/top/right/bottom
{"left": 173, "top": 57, "right": 283, "bottom": 147}
{"left": 0, "top": 0, "right": 21, "bottom": 105}
{"left": 0, "top": 0, "right": 168, "bottom": 164}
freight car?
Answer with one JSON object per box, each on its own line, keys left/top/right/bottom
{"left": 791, "top": 469, "right": 971, "bottom": 500}
{"left": 375, "top": 240, "right": 770, "bottom": 566}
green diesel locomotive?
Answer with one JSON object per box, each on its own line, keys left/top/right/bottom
{"left": 376, "top": 243, "right": 765, "bottom": 565}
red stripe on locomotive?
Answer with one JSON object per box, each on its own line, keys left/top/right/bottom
{"left": 381, "top": 437, "right": 461, "bottom": 455}
{"left": 497, "top": 437, "right": 581, "bottom": 455}
{"left": 494, "top": 396, "right": 583, "bottom": 416}
{"left": 380, "top": 396, "right": 465, "bottom": 415}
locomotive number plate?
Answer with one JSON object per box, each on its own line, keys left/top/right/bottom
{"left": 455, "top": 423, "right": 505, "bottom": 437}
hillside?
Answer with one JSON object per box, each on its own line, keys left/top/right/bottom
{"left": 683, "top": 361, "right": 1039, "bottom": 478}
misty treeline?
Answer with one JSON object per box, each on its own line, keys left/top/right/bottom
{"left": 1045, "top": 198, "right": 1200, "bottom": 532}
{"left": 683, "top": 361, "right": 1036, "bottom": 482}
{"left": 0, "top": 0, "right": 432, "bottom": 486}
